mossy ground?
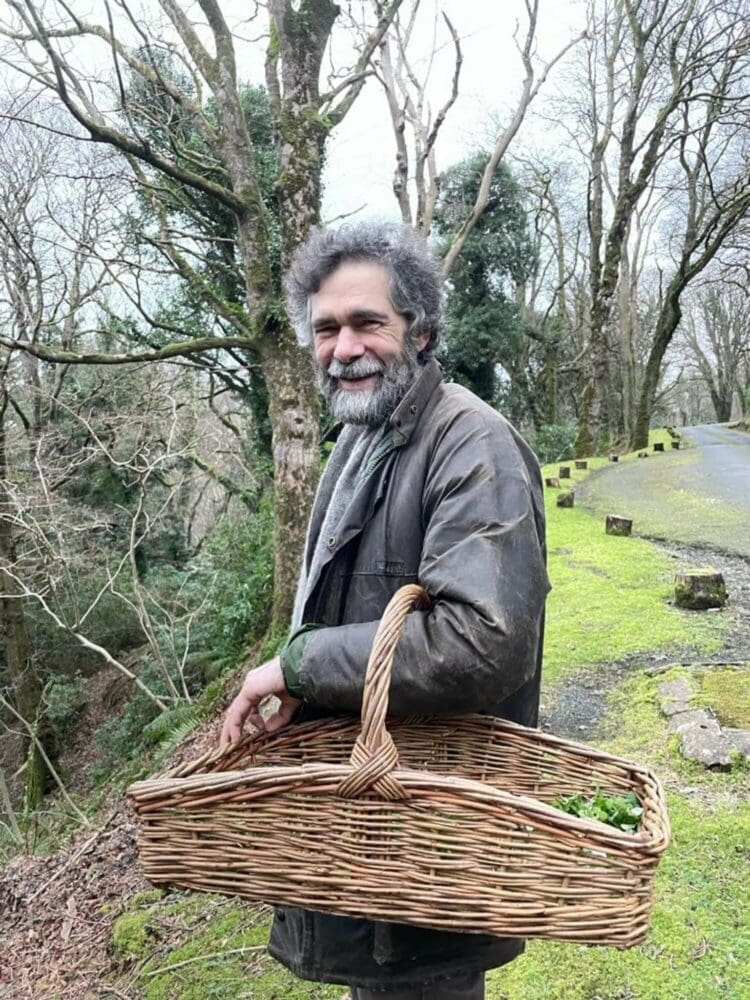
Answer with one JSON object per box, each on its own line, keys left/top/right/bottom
{"left": 111, "top": 894, "right": 346, "bottom": 999}
{"left": 107, "top": 429, "right": 746, "bottom": 998}
{"left": 694, "top": 666, "right": 750, "bottom": 729}
{"left": 542, "top": 430, "right": 726, "bottom": 685}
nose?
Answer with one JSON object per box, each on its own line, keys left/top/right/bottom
{"left": 333, "top": 326, "right": 366, "bottom": 364}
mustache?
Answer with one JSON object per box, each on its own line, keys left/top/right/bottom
{"left": 326, "top": 357, "right": 385, "bottom": 380}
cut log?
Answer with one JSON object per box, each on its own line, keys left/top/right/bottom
{"left": 653, "top": 442, "right": 665, "bottom": 452}
{"left": 674, "top": 569, "right": 727, "bottom": 610}
{"left": 608, "top": 452, "right": 619, "bottom": 462}
{"left": 545, "top": 476, "right": 560, "bottom": 488}
{"left": 575, "top": 460, "right": 588, "bottom": 470}
{"left": 559, "top": 465, "right": 571, "bottom": 479}
{"left": 605, "top": 515, "right": 632, "bottom": 536}
{"left": 557, "top": 491, "right": 574, "bottom": 508}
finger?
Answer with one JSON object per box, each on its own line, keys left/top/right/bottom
{"left": 247, "top": 710, "right": 266, "bottom": 731}
{"left": 264, "top": 710, "right": 291, "bottom": 733}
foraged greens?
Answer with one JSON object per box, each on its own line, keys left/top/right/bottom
{"left": 553, "top": 790, "right": 643, "bottom": 833}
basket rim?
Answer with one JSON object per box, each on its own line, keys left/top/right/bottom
{"left": 127, "top": 759, "right": 671, "bottom": 854}
{"left": 167, "top": 712, "right": 664, "bottom": 783}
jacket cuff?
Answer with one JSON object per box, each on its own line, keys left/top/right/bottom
{"left": 280, "top": 624, "right": 321, "bottom": 699}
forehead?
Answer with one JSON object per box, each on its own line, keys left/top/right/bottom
{"left": 310, "top": 260, "right": 393, "bottom": 316}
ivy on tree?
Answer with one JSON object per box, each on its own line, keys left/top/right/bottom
{"left": 434, "top": 153, "right": 536, "bottom": 412}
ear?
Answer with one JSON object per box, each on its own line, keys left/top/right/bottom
{"left": 416, "top": 329, "right": 430, "bottom": 352}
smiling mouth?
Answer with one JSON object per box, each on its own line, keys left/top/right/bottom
{"left": 338, "top": 373, "right": 381, "bottom": 390}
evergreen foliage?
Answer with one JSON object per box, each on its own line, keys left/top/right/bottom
{"left": 434, "top": 154, "right": 536, "bottom": 411}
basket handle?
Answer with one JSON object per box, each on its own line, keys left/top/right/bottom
{"left": 336, "top": 584, "right": 430, "bottom": 800}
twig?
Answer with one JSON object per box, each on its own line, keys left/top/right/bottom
{"left": 141, "top": 944, "right": 266, "bottom": 977}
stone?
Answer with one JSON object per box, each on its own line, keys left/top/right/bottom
{"left": 658, "top": 677, "right": 694, "bottom": 702}
{"left": 605, "top": 514, "right": 632, "bottom": 536}
{"left": 638, "top": 451, "right": 648, "bottom": 458}
{"left": 658, "top": 676, "right": 694, "bottom": 717}
{"left": 671, "top": 441, "right": 681, "bottom": 450}
{"left": 608, "top": 452, "right": 619, "bottom": 462}
{"left": 680, "top": 723, "right": 733, "bottom": 770}
{"left": 723, "top": 728, "right": 750, "bottom": 759}
{"left": 654, "top": 442, "right": 665, "bottom": 452}
{"left": 575, "top": 460, "right": 588, "bottom": 470}
{"left": 557, "top": 491, "right": 575, "bottom": 508}
{"left": 667, "top": 709, "right": 718, "bottom": 734}
{"left": 545, "top": 476, "right": 560, "bottom": 488}
{"left": 559, "top": 465, "right": 571, "bottom": 479}
{"left": 674, "top": 569, "right": 728, "bottom": 610}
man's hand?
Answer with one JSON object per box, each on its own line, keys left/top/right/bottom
{"left": 219, "top": 656, "right": 302, "bottom": 748}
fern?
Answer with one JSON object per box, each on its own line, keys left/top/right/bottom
{"left": 143, "top": 704, "right": 204, "bottom": 750}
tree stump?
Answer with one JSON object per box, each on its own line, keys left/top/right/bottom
{"left": 557, "top": 491, "right": 574, "bottom": 508}
{"left": 674, "top": 569, "right": 727, "bottom": 610}
{"left": 653, "top": 442, "right": 665, "bottom": 452}
{"left": 609, "top": 452, "right": 619, "bottom": 462}
{"left": 545, "top": 476, "right": 560, "bottom": 488}
{"left": 606, "top": 514, "right": 632, "bottom": 536}
{"left": 671, "top": 441, "right": 680, "bottom": 450}
{"left": 638, "top": 451, "right": 648, "bottom": 458}
{"left": 559, "top": 465, "right": 571, "bottom": 479}
{"left": 575, "top": 460, "right": 588, "bottom": 470}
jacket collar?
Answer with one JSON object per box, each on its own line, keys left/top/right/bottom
{"left": 388, "top": 359, "right": 443, "bottom": 444}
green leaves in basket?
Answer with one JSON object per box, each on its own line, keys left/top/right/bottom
{"left": 553, "top": 790, "right": 643, "bottom": 833}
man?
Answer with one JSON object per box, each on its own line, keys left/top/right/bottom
{"left": 220, "top": 222, "right": 550, "bottom": 999}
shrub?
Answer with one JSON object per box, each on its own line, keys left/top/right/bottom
{"left": 529, "top": 421, "right": 578, "bottom": 464}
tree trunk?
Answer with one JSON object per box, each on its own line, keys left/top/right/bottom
{"left": 260, "top": 335, "right": 320, "bottom": 630}
{"left": 0, "top": 398, "right": 46, "bottom": 810}
{"left": 631, "top": 295, "right": 682, "bottom": 451}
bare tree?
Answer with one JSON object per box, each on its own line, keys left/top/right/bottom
{"left": 374, "top": 0, "right": 582, "bottom": 269}
{"left": 0, "top": 0, "right": 404, "bottom": 627}
{"left": 680, "top": 283, "right": 750, "bottom": 423}
{"left": 629, "top": 58, "right": 750, "bottom": 448}
{"left": 566, "top": 0, "right": 749, "bottom": 454}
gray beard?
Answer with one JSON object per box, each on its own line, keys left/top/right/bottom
{"left": 316, "top": 343, "right": 422, "bottom": 427}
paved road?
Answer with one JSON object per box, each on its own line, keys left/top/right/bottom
{"left": 576, "top": 424, "right": 750, "bottom": 556}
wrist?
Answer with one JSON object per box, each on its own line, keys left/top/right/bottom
{"left": 280, "top": 624, "right": 321, "bottom": 699}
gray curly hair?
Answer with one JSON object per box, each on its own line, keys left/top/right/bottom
{"left": 285, "top": 220, "right": 443, "bottom": 360}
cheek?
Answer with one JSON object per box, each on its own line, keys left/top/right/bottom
{"left": 314, "top": 342, "right": 333, "bottom": 367}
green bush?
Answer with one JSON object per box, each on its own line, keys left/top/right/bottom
{"left": 529, "top": 421, "right": 578, "bottom": 464}
{"left": 44, "top": 674, "right": 88, "bottom": 740}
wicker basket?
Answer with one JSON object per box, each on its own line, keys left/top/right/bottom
{"left": 128, "top": 585, "right": 670, "bottom": 948}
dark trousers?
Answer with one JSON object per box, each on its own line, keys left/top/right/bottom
{"left": 349, "top": 971, "right": 485, "bottom": 999}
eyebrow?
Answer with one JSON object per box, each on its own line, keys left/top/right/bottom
{"left": 312, "top": 309, "right": 388, "bottom": 331}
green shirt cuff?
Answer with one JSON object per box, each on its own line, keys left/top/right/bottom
{"left": 280, "top": 623, "right": 321, "bottom": 699}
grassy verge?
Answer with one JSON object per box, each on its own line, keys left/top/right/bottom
{"left": 542, "top": 430, "right": 726, "bottom": 685}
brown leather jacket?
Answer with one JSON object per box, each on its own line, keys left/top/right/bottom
{"left": 269, "top": 359, "right": 550, "bottom": 989}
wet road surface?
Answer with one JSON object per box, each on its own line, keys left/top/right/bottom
{"left": 576, "top": 424, "right": 750, "bottom": 556}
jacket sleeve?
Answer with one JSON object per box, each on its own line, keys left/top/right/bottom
{"left": 291, "top": 409, "right": 551, "bottom": 715}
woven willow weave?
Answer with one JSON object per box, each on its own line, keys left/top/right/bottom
{"left": 128, "top": 585, "right": 670, "bottom": 948}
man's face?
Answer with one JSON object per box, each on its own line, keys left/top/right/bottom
{"left": 310, "top": 260, "right": 428, "bottom": 426}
